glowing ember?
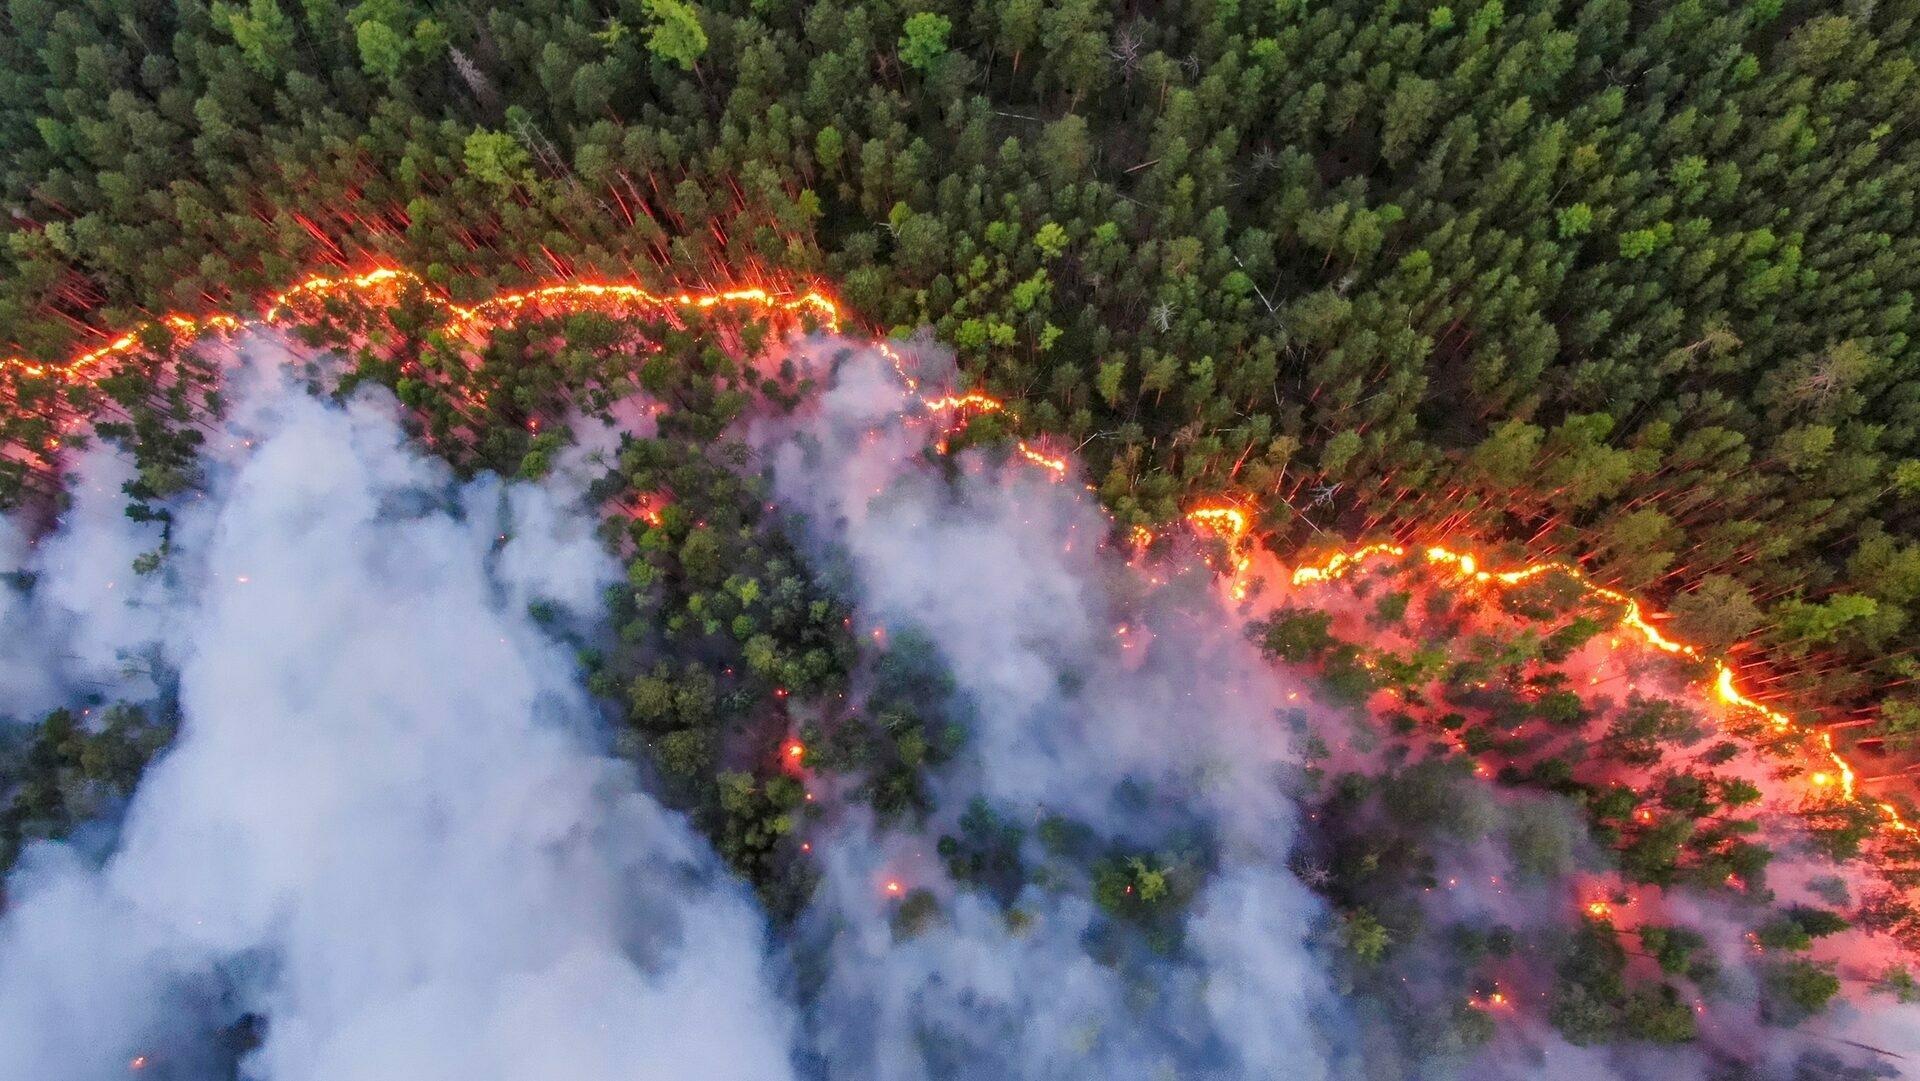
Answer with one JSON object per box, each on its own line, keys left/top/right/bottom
{"left": 1467, "top": 989, "right": 1514, "bottom": 1013}
{"left": 1185, "top": 505, "right": 1250, "bottom": 542}
{"left": 1288, "top": 542, "right": 1912, "bottom": 838}
{"left": 3, "top": 267, "right": 843, "bottom": 388}
{"left": 1183, "top": 503, "right": 1256, "bottom": 600}
{"left": 1014, "top": 441, "right": 1069, "bottom": 477}
{"left": 629, "top": 494, "right": 668, "bottom": 527}
{"left": 885, "top": 880, "right": 903, "bottom": 895}
{"left": 129, "top": 1057, "right": 149, "bottom": 1072}
{"left": 16, "top": 265, "right": 1905, "bottom": 852}
{"left": 784, "top": 739, "right": 806, "bottom": 761}
{"left": 1585, "top": 900, "right": 1612, "bottom": 920}
{"left": 922, "top": 391, "right": 1005, "bottom": 415}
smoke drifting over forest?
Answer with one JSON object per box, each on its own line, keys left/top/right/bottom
{"left": 751, "top": 340, "right": 1920, "bottom": 1081}
{"left": 3, "top": 333, "right": 1920, "bottom": 1080}
{"left": 753, "top": 339, "right": 1341, "bottom": 1079}
{"left": 0, "top": 344, "right": 796, "bottom": 1079}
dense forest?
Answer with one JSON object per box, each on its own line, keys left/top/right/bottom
{"left": 5, "top": 0, "right": 1920, "bottom": 1073}
{"left": 3, "top": 0, "right": 1920, "bottom": 741}
{"left": 0, "top": 249, "right": 1908, "bottom": 1072}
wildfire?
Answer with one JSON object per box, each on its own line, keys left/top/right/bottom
{"left": 15, "top": 265, "right": 1902, "bottom": 848}
{"left": 629, "top": 494, "right": 668, "bottom": 527}
{"left": 1, "top": 266, "right": 844, "bottom": 388}
{"left": 1014, "top": 441, "right": 1069, "bottom": 477}
{"left": 922, "top": 391, "right": 1004, "bottom": 415}
{"left": 1585, "top": 900, "right": 1613, "bottom": 920}
{"left": 1468, "top": 989, "right": 1513, "bottom": 1012}
{"left": 10, "top": 265, "right": 1294, "bottom": 597}
{"left": 1183, "top": 503, "right": 1256, "bottom": 600}
{"left": 1185, "top": 504, "right": 1250, "bottom": 542}
{"left": 875, "top": 340, "right": 918, "bottom": 391}
{"left": 1288, "top": 542, "right": 1913, "bottom": 838}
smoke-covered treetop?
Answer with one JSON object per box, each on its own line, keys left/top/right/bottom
{"left": 5, "top": 1, "right": 1920, "bottom": 1072}
{"left": 3, "top": 0, "right": 1920, "bottom": 742}
{"left": 1, "top": 295, "right": 1918, "bottom": 1078}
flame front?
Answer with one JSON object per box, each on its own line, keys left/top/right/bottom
{"left": 8, "top": 265, "right": 1905, "bottom": 851}
{"left": 1185, "top": 503, "right": 1255, "bottom": 600}
{"left": 1289, "top": 541, "right": 1912, "bottom": 838}
{"left": 1, "top": 266, "right": 844, "bottom": 387}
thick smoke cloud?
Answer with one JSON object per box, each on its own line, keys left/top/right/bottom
{"left": 0, "top": 351, "right": 796, "bottom": 1080}
{"left": 0, "top": 451, "right": 170, "bottom": 719}
{"left": 754, "top": 340, "right": 1346, "bottom": 1080}
{"left": 7, "top": 330, "right": 1917, "bottom": 1081}
{"left": 752, "top": 339, "right": 1920, "bottom": 1081}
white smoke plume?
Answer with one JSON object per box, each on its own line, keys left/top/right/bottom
{"left": 0, "top": 346, "right": 797, "bottom": 1080}
{"left": 0, "top": 449, "right": 170, "bottom": 719}
{"left": 5, "top": 328, "right": 1915, "bottom": 1081}
{"left": 752, "top": 339, "right": 1348, "bottom": 1080}
{"left": 750, "top": 338, "right": 1920, "bottom": 1081}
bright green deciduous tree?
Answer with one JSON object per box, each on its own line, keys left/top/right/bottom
{"left": 463, "top": 130, "right": 529, "bottom": 188}
{"left": 643, "top": 0, "right": 708, "bottom": 70}
{"left": 899, "top": 12, "right": 952, "bottom": 72}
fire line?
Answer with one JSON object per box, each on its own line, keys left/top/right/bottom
{"left": 7, "top": 266, "right": 1900, "bottom": 844}
{"left": 1288, "top": 542, "right": 1912, "bottom": 837}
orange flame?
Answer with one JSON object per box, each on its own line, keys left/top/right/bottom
{"left": 31, "top": 271, "right": 1893, "bottom": 844}
{"left": 1185, "top": 503, "right": 1255, "bottom": 600}
{"left": 7, "top": 266, "right": 1155, "bottom": 580}
{"left": 629, "top": 493, "right": 668, "bottom": 527}
{"left": 1185, "top": 505, "right": 1250, "bottom": 542}
{"left": 1288, "top": 542, "right": 1909, "bottom": 836}
{"left": 1014, "top": 441, "right": 1069, "bottom": 478}
{"left": 2, "top": 266, "right": 843, "bottom": 387}
{"left": 1468, "top": 989, "right": 1513, "bottom": 1012}
{"left": 922, "top": 392, "right": 1005, "bottom": 415}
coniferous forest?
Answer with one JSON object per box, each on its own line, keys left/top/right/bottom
{"left": 6, "top": 1, "right": 1920, "bottom": 1077}
{"left": 6, "top": 0, "right": 1920, "bottom": 729}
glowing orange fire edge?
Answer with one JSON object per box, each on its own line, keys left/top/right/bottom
{"left": 3, "top": 267, "right": 1901, "bottom": 839}
{"left": 1289, "top": 541, "right": 1913, "bottom": 838}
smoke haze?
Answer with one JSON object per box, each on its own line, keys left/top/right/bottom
{"left": 755, "top": 340, "right": 1344, "bottom": 1080}
{"left": 3, "top": 332, "right": 1918, "bottom": 1081}
{"left": 0, "top": 349, "right": 797, "bottom": 1080}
